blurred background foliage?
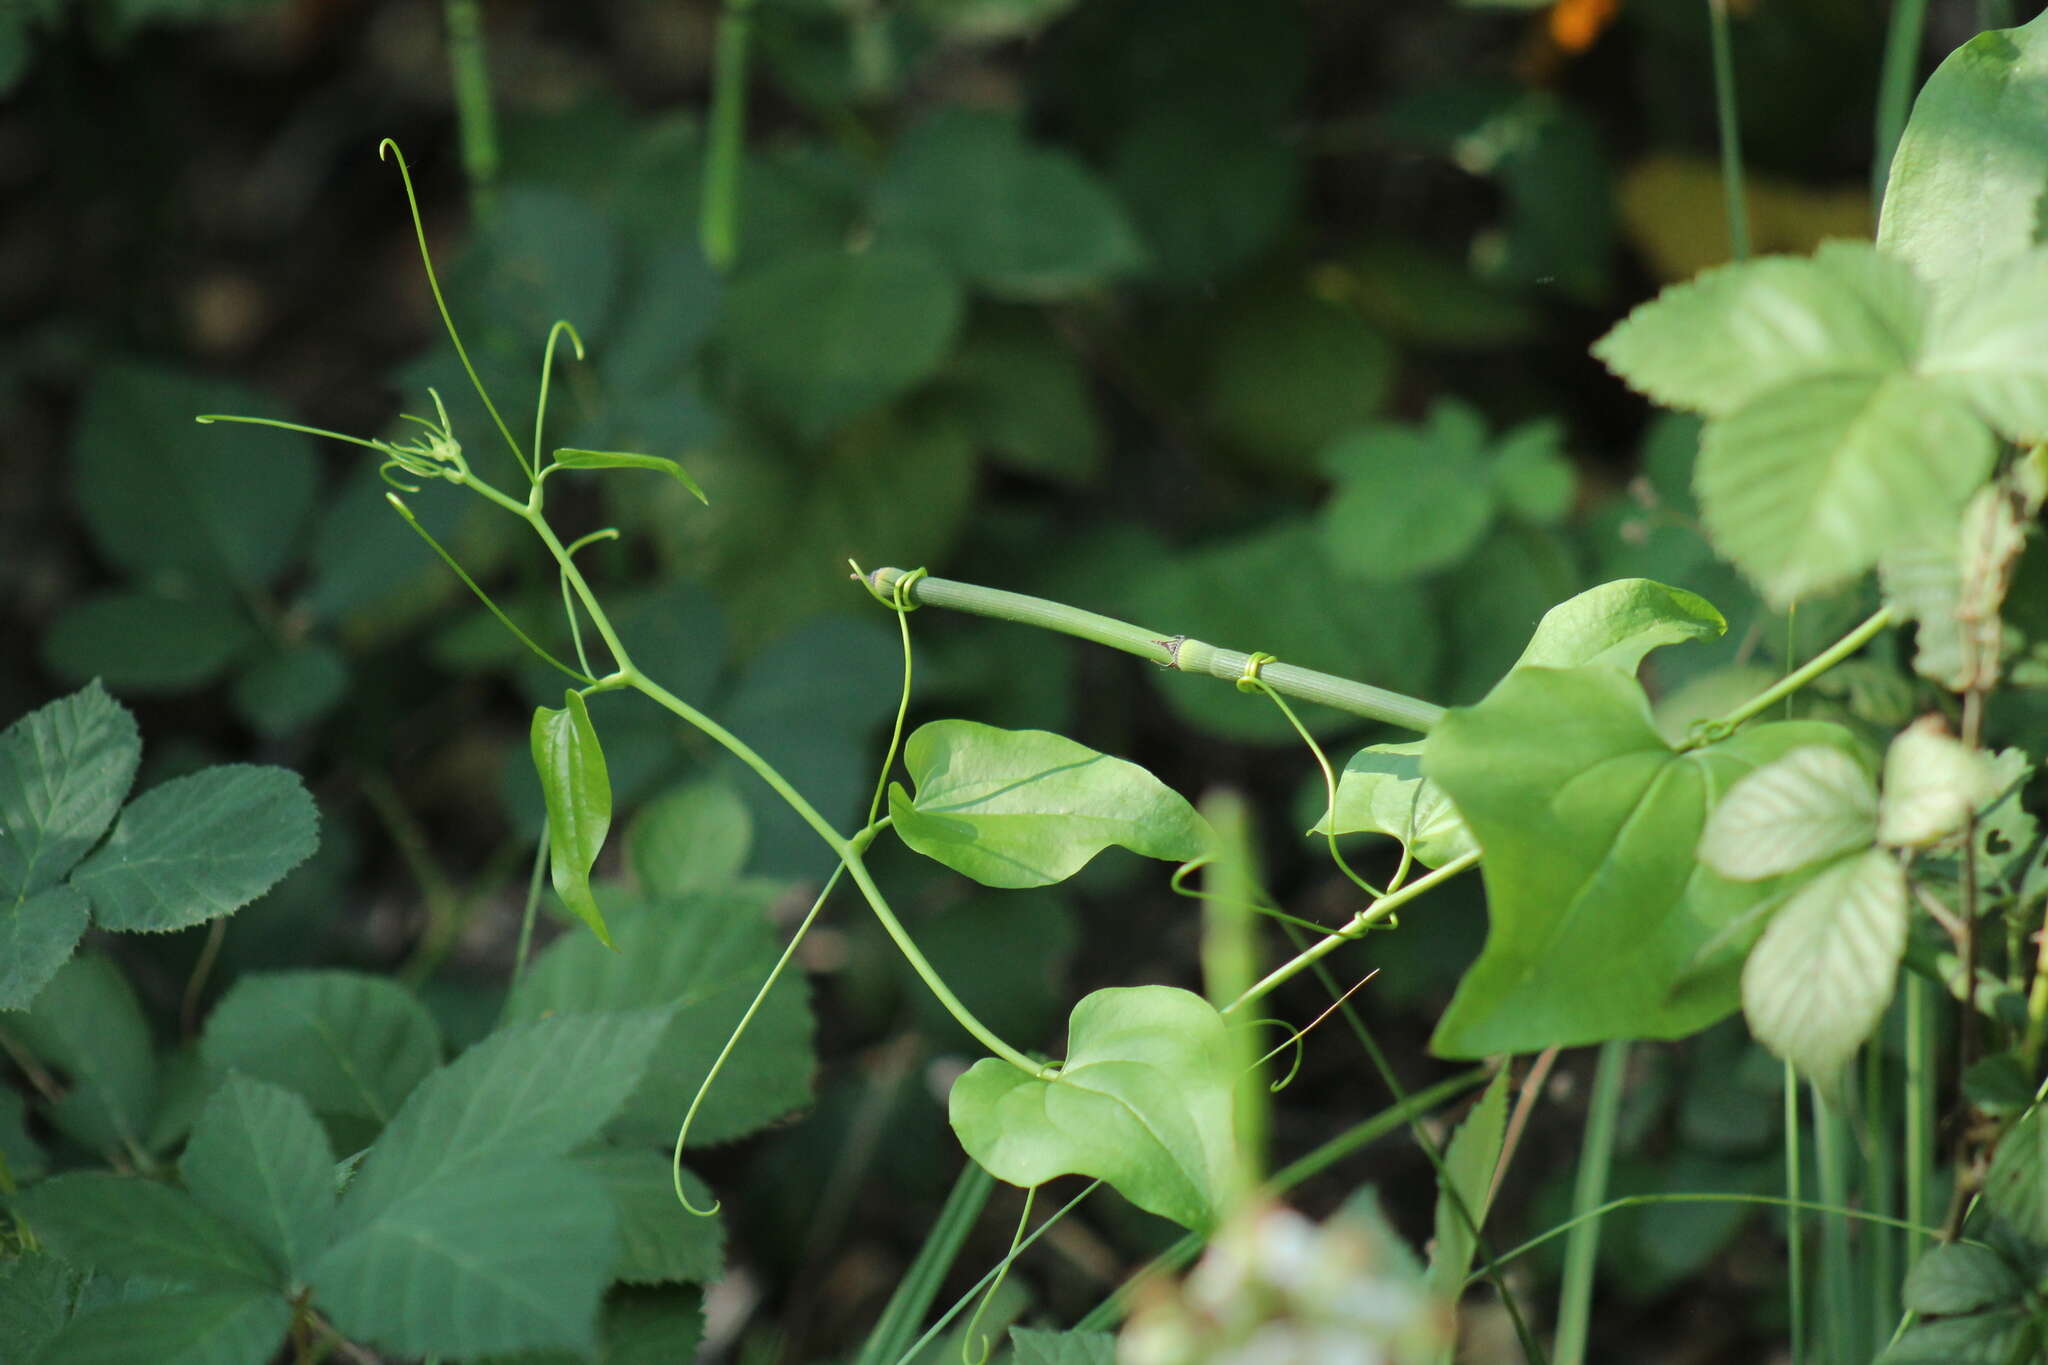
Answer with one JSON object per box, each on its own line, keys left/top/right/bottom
{"left": 0, "top": 0, "right": 2012, "bottom": 1359}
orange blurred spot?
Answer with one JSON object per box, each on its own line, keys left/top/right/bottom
{"left": 1549, "top": 0, "right": 1620, "bottom": 53}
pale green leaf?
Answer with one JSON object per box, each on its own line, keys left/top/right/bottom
{"left": 1009, "top": 1327, "right": 1118, "bottom": 1365}
{"left": 550, "top": 449, "right": 708, "bottom": 503}
{"left": 313, "top": 1157, "right": 615, "bottom": 1359}
{"left": 0, "top": 884, "right": 89, "bottom": 1011}
{"left": 889, "top": 720, "right": 1210, "bottom": 889}
{"left": 1319, "top": 402, "right": 1495, "bottom": 582}
{"left": 1741, "top": 848, "right": 1909, "bottom": 1094}
{"left": 876, "top": 109, "right": 1145, "bottom": 298}
{"left": 1879, "top": 536, "right": 1968, "bottom": 690}
{"left": 1697, "top": 746, "right": 1878, "bottom": 880}
{"left": 70, "top": 765, "right": 317, "bottom": 934}
{"left": 1984, "top": 1102, "right": 2048, "bottom": 1241}
{"left": 532, "top": 691, "right": 614, "bottom": 947}
{"left": 1424, "top": 666, "right": 1867, "bottom": 1056}
{"left": 180, "top": 1076, "right": 336, "bottom": 1284}
{"left": 1426, "top": 1068, "right": 1508, "bottom": 1301}
{"left": 1922, "top": 246, "right": 2048, "bottom": 442}
{"left": 15, "top": 1174, "right": 278, "bottom": 1291}
{"left": 1309, "top": 742, "right": 1476, "bottom": 869}
{"left": 503, "top": 890, "right": 815, "bottom": 1146}
{"left": 578, "top": 1147, "right": 725, "bottom": 1285}
{"left": 1490, "top": 419, "right": 1576, "bottom": 524}
{"left": 1593, "top": 242, "right": 1927, "bottom": 418}
{"left": 949, "top": 986, "right": 1237, "bottom": 1231}
{"left": 1509, "top": 578, "right": 1726, "bottom": 678}
{"left": 13, "top": 954, "right": 156, "bottom": 1154}
{"left": 199, "top": 971, "right": 441, "bottom": 1126}
{"left": 42, "top": 593, "right": 255, "bottom": 696}
{"left": 1695, "top": 372, "right": 1995, "bottom": 606}
{"left": 31, "top": 1288, "right": 291, "bottom": 1365}
{"left": 720, "top": 246, "right": 964, "bottom": 438}
{"left": 1877, "top": 8, "right": 2048, "bottom": 295}
{"left": 1879, "top": 717, "right": 1999, "bottom": 848}
{"left": 626, "top": 779, "right": 752, "bottom": 896}
{"left": 1901, "top": 1243, "right": 2024, "bottom": 1316}
{"left": 0, "top": 682, "right": 138, "bottom": 900}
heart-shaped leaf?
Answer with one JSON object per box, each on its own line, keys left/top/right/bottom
{"left": 948, "top": 986, "right": 1237, "bottom": 1230}
{"left": 531, "top": 691, "right": 614, "bottom": 947}
{"left": 889, "top": 721, "right": 1209, "bottom": 888}
{"left": 1309, "top": 741, "right": 1475, "bottom": 869}
{"left": 1509, "top": 579, "right": 1726, "bottom": 678}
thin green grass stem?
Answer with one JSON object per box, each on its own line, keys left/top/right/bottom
{"left": 1873, "top": 0, "right": 1930, "bottom": 204}
{"left": 853, "top": 1165, "right": 996, "bottom": 1365}
{"left": 1864, "top": 1043, "right": 1897, "bottom": 1347}
{"left": 1813, "top": 1089, "right": 1859, "bottom": 1363}
{"left": 701, "top": 0, "right": 755, "bottom": 269}
{"left": 1707, "top": 0, "right": 1751, "bottom": 261}
{"left": 1904, "top": 974, "right": 1933, "bottom": 1260}
{"left": 443, "top": 0, "right": 499, "bottom": 220}
{"left": 893, "top": 1182, "right": 1104, "bottom": 1365}
{"left": 1786, "top": 1060, "right": 1807, "bottom": 1365}
{"left": 1552, "top": 1040, "right": 1627, "bottom": 1365}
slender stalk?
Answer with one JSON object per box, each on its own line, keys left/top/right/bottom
{"left": 1786, "top": 1060, "right": 1807, "bottom": 1365}
{"left": 1707, "top": 0, "right": 1751, "bottom": 261}
{"left": 701, "top": 0, "right": 756, "bottom": 270}
{"left": 443, "top": 0, "right": 499, "bottom": 220}
{"left": 1904, "top": 975, "right": 1933, "bottom": 1255}
{"left": 1552, "top": 1041, "right": 1627, "bottom": 1365}
{"left": 1814, "top": 1090, "right": 1859, "bottom": 1363}
{"left": 1865, "top": 1046, "right": 1898, "bottom": 1348}
{"left": 1873, "top": 0, "right": 1930, "bottom": 204}
{"left": 1202, "top": 789, "right": 1266, "bottom": 1199}
{"left": 1225, "top": 851, "right": 1480, "bottom": 1013}
{"left": 507, "top": 818, "right": 549, "bottom": 1008}
{"left": 1685, "top": 607, "right": 1893, "bottom": 746}
{"left": 861, "top": 567, "right": 1447, "bottom": 733}
{"left": 852, "top": 1164, "right": 996, "bottom": 1365}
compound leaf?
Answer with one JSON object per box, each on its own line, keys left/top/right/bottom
{"left": 180, "top": 1076, "right": 336, "bottom": 1285}
{"left": 948, "top": 986, "right": 1237, "bottom": 1231}
{"left": 70, "top": 765, "right": 318, "bottom": 934}
{"left": 889, "top": 721, "right": 1210, "bottom": 889}
{"left": 1698, "top": 746, "right": 1879, "bottom": 880}
{"left": 1985, "top": 1101, "right": 2048, "bottom": 1242}
{"left": 0, "top": 884, "right": 90, "bottom": 1011}
{"left": 15, "top": 1174, "right": 277, "bottom": 1291}
{"left": 1922, "top": 245, "right": 2048, "bottom": 443}
{"left": 577, "top": 1147, "right": 725, "bottom": 1286}
{"left": 31, "top": 1287, "right": 291, "bottom": 1365}
{"left": 0, "top": 682, "right": 138, "bottom": 901}
{"left": 199, "top": 971, "right": 442, "bottom": 1127}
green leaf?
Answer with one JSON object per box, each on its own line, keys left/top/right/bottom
{"left": 199, "top": 971, "right": 441, "bottom": 1126}
{"left": 550, "top": 449, "right": 708, "bottom": 503}
{"left": 1491, "top": 419, "right": 1576, "bottom": 524}
{"left": 1922, "top": 246, "right": 2048, "bottom": 442}
{"left": 1009, "top": 1326, "right": 1118, "bottom": 1365}
{"left": 1901, "top": 1243, "right": 2025, "bottom": 1316}
{"left": 1423, "top": 666, "right": 1865, "bottom": 1056}
{"left": 927, "top": 312, "right": 1102, "bottom": 485}
{"left": 1740, "top": 848, "right": 1908, "bottom": 1094}
{"left": 1426, "top": 1068, "right": 1508, "bottom": 1301}
{"left": 1203, "top": 291, "right": 1395, "bottom": 475}
{"left": 949, "top": 986, "right": 1237, "bottom": 1231}
{"left": 1879, "top": 717, "right": 1999, "bottom": 848}
{"left": 504, "top": 890, "right": 816, "bottom": 1146}
{"left": 578, "top": 1147, "right": 725, "bottom": 1285}
{"left": 876, "top": 109, "right": 1145, "bottom": 298}
{"left": 888, "top": 720, "right": 1210, "bottom": 889}
{"left": 1876, "top": 1311, "right": 2037, "bottom": 1363}
{"left": 13, "top": 954, "right": 156, "bottom": 1154}
{"left": 15, "top": 1174, "right": 279, "bottom": 1291}
{"left": 0, "top": 682, "right": 139, "bottom": 900}
{"left": 311, "top": 1014, "right": 666, "bottom": 1358}
{"left": 720, "top": 246, "right": 964, "bottom": 437}
{"left": 42, "top": 592, "right": 255, "bottom": 696}
{"left": 313, "top": 1157, "right": 615, "bottom": 1359}
{"left": 1509, "top": 579, "right": 1727, "bottom": 677}
{"left": 0, "top": 1255, "right": 76, "bottom": 1362}
{"left": 1309, "top": 742, "right": 1476, "bottom": 869}
{"left": 31, "top": 1287, "right": 291, "bottom": 1365}
{"left": 1319, "top": 402, "right": 1497, "bottom": 582}
{"left": 532, "top": 691, "right": 615, "bottom": 947}
{"left": 1878, "top": 8, "right": 2048, "bottom": 295}
{"left": 1879, "top": 536, "right": 1969, "bottom": 689}
{"left": 229, "top": 642, "right": 348, "bottom": 739}
{"left": 1984, "top": 1102, "right": 2048, "bottom": 1241}
{"left": 1697, "top": 746, "right": 1878, "bottom": 880}
{"left": 69, "top": 765, "right": 318, "bottom": 934}
{"left": 0, "top": 885, "right": 90, "bottom": 1011}
{"left": 180, "top": 1076, "right": 336, "bottom": 1284}
{"left": 1592, "top": 242, "right": 1926, "bottom": 418}
{"left": 1111, "top": 106, "right": 1298, "bottom": 287}
{"left": 626, "top": 779, "right": 752, "bottom": 896}
{"left": 1695, "top": 373, "right": 1995, "bottom": 606}
{"left": 75, "top": 363, "right": 317, "bottom": 588}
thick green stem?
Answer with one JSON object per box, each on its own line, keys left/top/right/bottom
{"left": 1224, "top": 851, "right": 1479, "bottom": 1014}
{"left": 1873, "top": 0, "right": 1930, "bottom": 205}
{"left": 1707, "top": 0, "right": 1750, "bottom": 261}
{"left": 1201, "top": 789, "right": 1266, "bottom": 1198}
{"left": 861, "top": 567, "right": 1446, "bottom": 733}
{"left": 701, "top": 0, "right": 755, "bottom": 270}
{"left": 443, "top": 0, "right": 498, "bottom": 220}
{"left": 1553, "top": 1041, "right": 1627, "bottom": 1365}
